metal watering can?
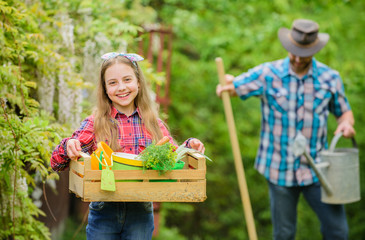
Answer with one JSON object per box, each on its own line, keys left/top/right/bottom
{"left": 293, "top": 132, "right": 360, "bottom": 204}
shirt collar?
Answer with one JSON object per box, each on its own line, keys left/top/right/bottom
{"left": 110, "top": 105, "right": 142, "bottom": 119}
{"left": 310, "top": 58, "right": 318, "bottom": 77}
{"left": 269, "top": 57, "right": 290, "bottom": 79}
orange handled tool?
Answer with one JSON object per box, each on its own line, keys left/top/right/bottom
{"left": 156, "top": 136, "right": 170, "bottom": 146}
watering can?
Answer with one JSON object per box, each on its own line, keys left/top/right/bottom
{"left": 293, "top": 132, "right": 360, "bottom": 204}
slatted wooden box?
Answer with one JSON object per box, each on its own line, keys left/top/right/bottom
{"left": 69, "top": 152, "right": 207, "bottom": 202}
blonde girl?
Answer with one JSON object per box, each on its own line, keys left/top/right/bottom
{"left": 51, "top": 52, "right": 204, "bottom": 240}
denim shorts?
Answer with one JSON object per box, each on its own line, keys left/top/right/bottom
{"left": 86, "top": 201, "right": 154, "bottom": 240}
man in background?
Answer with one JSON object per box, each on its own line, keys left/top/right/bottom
{"left": 216, "top": 19, "right": 355, "bottom": 240}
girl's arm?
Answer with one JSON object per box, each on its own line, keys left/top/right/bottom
{"left": 157, "top": 119, "right": 205, "bottom": 154}
{"left": 157, "top": 118, "right": 178, "bottom": 147}
{"left": 50, "top": 116, "right": 97, "bottom": 171}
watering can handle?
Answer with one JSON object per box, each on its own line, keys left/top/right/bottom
{"left": 329, "top": 132, "right": 358, "bottom": 152}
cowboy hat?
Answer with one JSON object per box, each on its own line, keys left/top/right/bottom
{"left": 278, "top": 19, "right": 330, "bottom": 57}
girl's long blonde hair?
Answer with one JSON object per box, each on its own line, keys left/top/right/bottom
{"left": 93, "top": 56, "right": 163, "bottom": 151}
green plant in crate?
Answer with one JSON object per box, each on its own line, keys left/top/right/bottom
{"left": 140, "top": 143, "right": 179, "bottom": 175}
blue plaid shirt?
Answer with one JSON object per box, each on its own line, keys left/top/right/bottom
{"left": 233, "top": 57, "right": 351, "bottom": 187}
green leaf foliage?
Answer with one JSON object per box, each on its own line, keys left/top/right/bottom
{"left": 0, "top": 0, "right": 70, "bottom": 238}
{"left": 1, "top": 0, "right": 168, "bottom": 239}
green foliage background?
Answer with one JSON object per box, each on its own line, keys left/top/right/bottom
{"left": 1, "top": 0, "right": 364, "bottom": 239}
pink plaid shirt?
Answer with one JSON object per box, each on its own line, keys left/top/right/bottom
{"left": 51, "top": 106, "right": 190, "bottom": 171}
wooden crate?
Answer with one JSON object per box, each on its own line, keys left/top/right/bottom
{"left": 69, "top": 152, "right": 207, "bottom": 202}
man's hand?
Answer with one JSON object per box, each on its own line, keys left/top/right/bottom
{"left": 216, "top": 74, "right": 237, "bottom": 97}
{"left": 335, "top": 111, "right": 356, "bottom": 138}
{"left": 335, "top": 120, "right": 355, "bottom": 138}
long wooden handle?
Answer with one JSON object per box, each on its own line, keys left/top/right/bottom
{"left": 216, "top": 57, "right": 258, "bottom": 240}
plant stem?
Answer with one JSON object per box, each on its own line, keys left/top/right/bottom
{"left": 1, "top": 98, "right": 19, "bottom": 239}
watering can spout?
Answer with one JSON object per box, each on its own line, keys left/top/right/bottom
{"left": 293, "top": 133, "right": 333, "bottom": 196}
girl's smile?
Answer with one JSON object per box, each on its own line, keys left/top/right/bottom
{"left": 105, "top": 63, "right": 139, "bottom": 116}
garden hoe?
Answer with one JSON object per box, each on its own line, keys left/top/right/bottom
{"left": 216, "top": 57, "right": 258, "bottom": 240}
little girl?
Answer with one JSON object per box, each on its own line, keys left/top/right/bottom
{"left": 51, "top": 52, "right": 205, "bottom": 240}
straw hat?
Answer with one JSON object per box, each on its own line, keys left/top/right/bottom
{"left": 278, "top": 19, "right": 330, "bottom": 57}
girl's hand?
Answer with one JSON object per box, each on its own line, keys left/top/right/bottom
{"left": 66, "top": 139, "right": 82, "bottom": 159}
{"left": 190, "top": 138, "right": 205, "bottom": 154}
